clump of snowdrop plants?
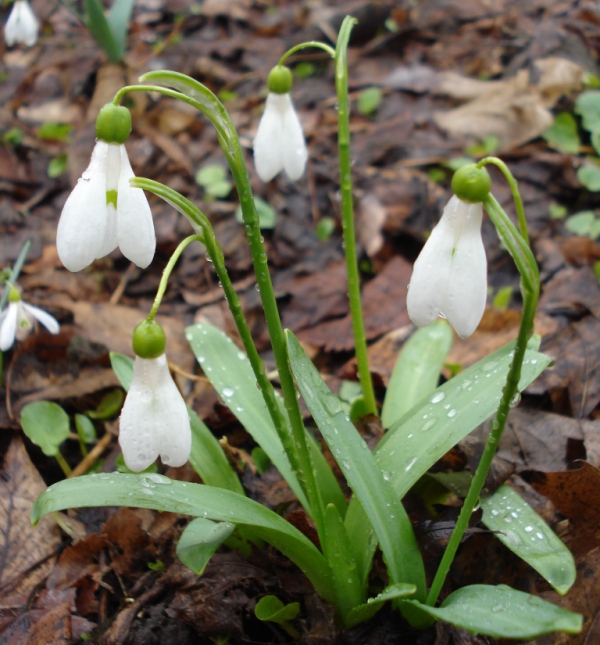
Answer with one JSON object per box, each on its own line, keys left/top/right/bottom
{"left": 31, "top": 16, "right": 582, "bottom": 639}
{"left": 4, "top": 0, "right": 39, "bottom": 48}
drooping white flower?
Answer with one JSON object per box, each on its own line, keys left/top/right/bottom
{"left": 253, "top": 93, "right": 308, "bottom": 182}
{"left": 407, "top": 195, "right": 487, "bottom": 339}
{"left": 4, "top": 0, "right": 39, "bottom": 48}
{"left": 119, "top": 353, "right": 191, "bottom": 472}
{"left": 0, "top": 295, "right": 59, "bottom": 351}
{"left": 56, "top": 140, "right": 155, "bottom": 272}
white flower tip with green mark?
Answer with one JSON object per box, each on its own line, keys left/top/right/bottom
{"left": 57, "top": 141, "right": 155, "bottom": 272}
{"left": 0, "top": 299, "right": 60, "bottom": 351}
{"left": 119, "top": 354, "right": 192, "bottom": 473}
{"left": 253, "top": 93, "right": 308, "bottom": 182}
{"left": 4, "top": 0, "right": 39, "bottom": 48}
{"left": 407, "top": 195, "right": 487, "bottom": 339}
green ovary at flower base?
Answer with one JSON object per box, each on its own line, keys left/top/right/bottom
{"left": 56, "top": 103, "right": 156, "bottom": 272}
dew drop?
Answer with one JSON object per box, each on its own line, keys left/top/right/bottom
{"left": 382, "top": 470, "right": 392, "bottom": 482}
{"left": 447, "top": 408, "right": 457, "bottom": 418}
{"left": 404, "top": 457, "right": 418, "bottom": 472}
{"left": 420, "top": 418, "right": 437, "bottom": 433}
{"left": 431, "top": 392, "right": 445, "bottom": 404}
{"left": 222, "top": 387, "right": 234, "bottom": 397}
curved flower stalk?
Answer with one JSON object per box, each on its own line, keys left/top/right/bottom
{"left": 253, "top": 66, "right": 308, "bottom": 182}
{"left": 407, "top": 195, "right": 487, "bottom": 339}
{"left": 0, "top": 285, "right": 59, "bottom": 351}
{"left": 57, "top": 104, "right": 155, "bottom": 272}
{"left": 4, "top": 0, "right": 39, "bottom": 48}
{"left": 119, "top": 320, "right": 191, "bottom": 472}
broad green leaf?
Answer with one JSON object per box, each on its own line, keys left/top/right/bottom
{"left": 286, "top": 331, "right": 426, "bottom": 600}
{"left": 481, "top": 484, "right": 576, "bottom": 594}
{"left": 345, "top": 583, "right": 417, "bottom": 629}
{"left": 106, "top": 0, "right": 136, "bottom": 60}
{"left": 577, "top": 164, "right": 600, "bottom": 192}
{"left": 37, "top": 123, "right": 72, "bottom": 142}
{"left": 75, "top": 414, "right": 96, "bottom": 444}
{"left": 47, "top": 155, "right": 68, "bottom": 178}
{"left": 542, "top": 112, "right": 580, "bottom": 154}
{"left": 565, "top": 210, "right": 600, "bottom": 239}
{"left": 86, "top": 389, "right": 124, "bottom": 419}
{"left": 315, "top": 217, "right": 336, "bottom": 241}
{"left": 255, "top": 595, "right": 300, "bottom": 623}
{"left": 357, "top": 87, "right": 383, "bottom": 116}
{"left": 492, "top": 285, "right": 513, "bottom": 309}
{"left": 401, "top": 585, "right": 582, "bottom": 638}
{"left": 185, "top": 323, "right": 346, "bottom": 515}
{"left": 84, "top": 0, "right": 121, "bottom": 63}
{"left": 109, "top": 352, "right": 134, "bottom": 391}
{"left": 188, "top": 407, "right": 244, "bottom": 495}
{"left": 574, "top": 90, "right": 600, "bottom": 136}
{"left": 196, "top": 164, "right": 232, "bottom": 199}
{"left": 382, "top": 321, "right": 453, "bottom": 429}
{"left": 176, "top": 517, "right": 234, "bottom": 575}
{"left": 345, "top": 338, "right": 552, "bottom": 590}
{"left": 20, "top": 401, "right": 70, "bottom": 457}
{"left": 31, "top": 473, "right": 336, "bottom": 604}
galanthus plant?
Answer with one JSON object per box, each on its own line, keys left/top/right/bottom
{"left": 31, "top": 17, "right": 582, "bottom": 639}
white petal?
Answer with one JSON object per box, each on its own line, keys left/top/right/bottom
{"left": 442, "top": 201, "right": 487, "bottom": 339}
{"left": 0, "top": 302, "right": 18, "bottom": 351}
{"left": 57, "top": 141, "right": 110, "bottom": 272}
{"left": 119, "top": 355, "right": 191, "bottom": 472}
{"left": 21, "top": 302, "right": 60, "bottom": 335}
{"left": 152, "top": 358, "right": 191, "bottom": 467}
{"left": 116, "top": 147, "right": 156, "bottom": 268}
{"left": 281, "top": 94, "right": 308, "bottom": 181}
{"left": 407, "top": 207, "right": 455, "bottom": 328}
{"left": 15, "top": 301, "right": 34, "bottom": 340}
{"left": 4, "top": 0, "right": 39, "bottom": 47}
{"left": 119, "top": 356, "right": 160, "bottom": 472}
{"left": 253, "top": 93, "right": 285, "bottom": 182}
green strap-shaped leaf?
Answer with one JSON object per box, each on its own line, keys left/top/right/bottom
{"left": 176, "top": 517, "right": 234, "bottom": 575}
{"left": 286, "top": 331, "right": 426, "bottom": 600}
{"left": 106, "top": 0, "right": 135, "bottom": 59}
{"left": 31, "top": 473, "right": 336, "bottom": 604}
{"left": 481, "top": 484, "right": 576, "bottom": 595}
{"left": 381, "top": 321, "right": 453, "bottom": 430}
{"left": 400, "top": 585, "right": 582, "bottom": 639}
{"left": 84, "top": 0, "right": 121, "bottom": 63}
{"left": 345, "top": 583, "right": 417, "bottom": 629}
{"left": 345, "top": 338, "right": 553, "bottom": 589}
{"left": 186, "top": 323, "right": 346, "bottom": 516}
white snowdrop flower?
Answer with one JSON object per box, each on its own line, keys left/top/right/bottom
{"left": 56, "top": 104, "right": 155, "bottom": 272}
{"left": 0, "top": 288, "right": 59, "bottom": 351}
{"left": 4, "top": 0, "right": 39, "bottom": 48}
{"left": 253, "top": 66, "right": 308, "bottom": 182}
{"left": 119, "top": 321, "right": 191, "bottom": 473}
{"left": 407, "top": 195, "right": 487, "bottom": 339}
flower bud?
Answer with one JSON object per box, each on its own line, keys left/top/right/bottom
{"left": 451, "top": 165, "right": 491, "bottom": 204}
{"left": 267, "top": 66, "right": 293, "bottom": 95}
{"left": 132, "top": 320, "right": 166, "bottom": 359}
{"left": 95, "top": 103, "right": 132, "bottom": 145}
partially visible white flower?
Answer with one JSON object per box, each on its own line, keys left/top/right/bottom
{"left": 253, "top": 92, "right": 308, "bottom": 182}
{"left": 57, "top": 141, "right": 155, "bottom": 272}
{"left": 4, "top": 0, "right": 39, "bottom": 48}
{"left": 407, "top": 195, "right": 487, "bottom": 339}
{"left": 119, "top": 354, "right": 191, "bottom": 472}
{"left": 0, "top": 297, "right": 59, "bottom": 351}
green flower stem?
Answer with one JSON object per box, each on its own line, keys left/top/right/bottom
{"left": 147, "top": 235, "right": 204, "bottom": 323}
{"left": 278, "top": 42, "right": 335, "bottom": 66}
{"left": 0, "top": 240, "right": 31, "bottom": 311}
{"left": 334, "top": 17, "right": 378, "bottom": 416}
{"left": 130, "top": 177, "right": 315, "bottom": 514}
{"left": 478, "top": 157, "right": 529, "bottom": 246}
{"left": 426, "top": 193, "right": 540, "bottom": 608}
